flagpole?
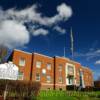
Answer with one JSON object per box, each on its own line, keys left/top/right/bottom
{"left": 70, "top": 27, "right": 74, "bottom": 60}
{"left": 70, "top": 27, "right": 76, "bottom": 90}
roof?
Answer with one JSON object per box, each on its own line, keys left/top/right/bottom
{"left": 54, "top": 56, "right": 70, "bottom": 60}
{"left": 14, "top": 49, "right": 32, "bottom": 55}
{"left": 33, "top": 52, "right": 53, "bottom": 59}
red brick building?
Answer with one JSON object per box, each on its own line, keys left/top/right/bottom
{"left": 8, "top": 49, "right": 94, "bottom": 90}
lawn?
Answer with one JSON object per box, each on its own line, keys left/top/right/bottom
{"left": 37, "top": 90, "right": 100, "bottom": 100}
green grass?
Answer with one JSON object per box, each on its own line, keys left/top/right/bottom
{"left": 37, "top": 90, "right": 100, "bottom": 100}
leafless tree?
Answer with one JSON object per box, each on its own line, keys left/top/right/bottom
{"left": 0, "top": 45, "right": 8, "bottom": 64}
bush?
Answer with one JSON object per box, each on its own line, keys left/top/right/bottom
{"left": 0, "top": 79, "right": 41, "bottom": 100}
{"left": 67, "top": 85, "right": 78, "bottom": 90}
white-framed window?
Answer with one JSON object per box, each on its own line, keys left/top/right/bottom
{"left": 19, "top": 57, "right": 25, "bottom": 66}
{"left": 47, "top": 75, "right": 51, "bottom": 83}
{"left": 47, "top": 63, "right": 51, "bottom": 70}
{"left": 18, "top": 72, "right": 24, "bottom": 80}
{"left": 68, "top": 65, "right": 74, "bottom": 75}
{"left": 36, "top": 73, "right": 40, "bottom": 81}
{"left": 36, "top": 61, "right": 41, "bottom": 68}
{"left": 58, "top": 76, "right": 63, "bottom": 83}
{"left": 42, "top": 69, "right": 46, "bottom": 75}
{"left": 58, "top": 64, "right": 62, "bottom": 71}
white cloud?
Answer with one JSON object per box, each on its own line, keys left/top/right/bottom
{"left": 0, "top": 20, "right": 29, "bottom": 48}
{"left": 53, "top": 26, "right": 66, "bottom": 33}
{"left": 0, "top": 3, "right": 72, "bottom": 26}
{"left": 42, "top": 3, "right": 72, "bottom": 25}
{"left": 74, "top": 49, "right": 100, "bottom": 63}
{"left": 74, "top": 49, "right": 100, "bottom": 57}
{"left": 57, "top": 3, "right": 72, "bottom": 20}
{"left": 0, "top": 3, "right": 72, "bottom": 48}
{"left": 32, "top": 28, "right": 48, "bottom": 36}
{"left": 95, "top": 60, "right": 100, "bottom": 65}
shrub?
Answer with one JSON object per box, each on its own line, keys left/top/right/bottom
{"left": 0, "top": 79, "right": 41, "bottom": 100}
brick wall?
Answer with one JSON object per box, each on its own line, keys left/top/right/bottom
{"left": 9, "top": 49, "right": 94, "bottom": 90}
{"left": 32, "top": 53, "right": 54, "bottom": 90}
{"left": 54, "top": 57, "right": 68, "bottom": 90}
{"left": 83, "top": 68, "right": 94, "bottom": 87}
{"left": 12, "top": 50, "right": 32, "bottom": 81}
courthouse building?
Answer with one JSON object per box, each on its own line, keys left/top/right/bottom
{"left": 8, "top": 49, "right": 94, "bottom": 90}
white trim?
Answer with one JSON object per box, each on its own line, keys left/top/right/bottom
{"left": 14, "top": 49, "right": 32, "bottom": 55}
{"left": 69, "top": 60, "right": 81, "bottom": 65}
{"left": 34, "top": 53, "right": 53, "bottom": 59}
{"left": 55, "top": 56, "right": 70, "bottom": 60}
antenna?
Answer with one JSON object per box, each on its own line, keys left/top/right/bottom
{"left": 64, "top": 47, "right": 66, "bottom": 57}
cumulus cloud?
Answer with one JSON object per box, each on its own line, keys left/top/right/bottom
{"left": 57, "top": 3, "right": 72, "bottom": 20}
{"left": 2, "top": 3, "right": 72, "bottom": 26}
{"left": 0, "top": 20, "right": 29, "bottom": 48}
{"left": 95, "top": 60, "right": 100, "bottom": 65}
{"left": 53, "top": 26, "right": 66, "bottom": 33}
{"left": 0, "top": 3, "right": 72, "bottom": 48}
{"left": 32, "top": 28, "right": 48, "bottom": 36}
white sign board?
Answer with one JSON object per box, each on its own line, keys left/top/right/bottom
{"left": 0, "top": 62, "right": 19, "bottom": 80}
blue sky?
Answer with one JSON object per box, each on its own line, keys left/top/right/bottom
{"left": 0, "top": 0, "right": 100, "bottom": 80}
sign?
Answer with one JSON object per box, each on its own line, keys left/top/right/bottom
{"left": 0, "top": 62, "right": 19, "bottom": 80}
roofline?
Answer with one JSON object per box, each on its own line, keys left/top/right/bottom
{"left": 82, "top": 66, "right": 90, "bottom": 69}
{"left": 33, "top": 52, "right": 53, "bottom": 59}
{"left": 82, "top": 66, "right": 93, "bottom": 72}
{"left": 13, "top": 49, "right": 81, "bottom": 64}
{"left": 13, "top": 49, "right": 92, "bottom": 72}
{"left": 69, "top": 59, "right": 81, "bottom": 65}
{"left": 14, "top": 49, "right": 53, "bottom": 59}
{"left": 14, "top": 49, "right": 32, "bottom": 55}
{"left": 54, "top": 56, "right": 70, "bottom": 60}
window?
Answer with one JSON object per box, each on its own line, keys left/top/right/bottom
{"left": 36, "top": 61, "right": 41, "bottom": 68}
{"left": 77, "top": 70, "right": 80, "bottom": 76}
{"left": 58, "top": 64, "right": 62, "bottom": 71}
{"left": 58, "top": 77, "right": 63, "bottom": 83}
{"left": 47, "top": 63, "right": 51, "bottom": 70}
{"left": 19, "top": 58, "right": 25, "bottom": 66}
{"left": 47, "top": 75, "right": 51, "bottom": 83}
{"left": 68, "top": 76, "right": 74, "bottom": 85}
{"left": 42, "top": 69, "right": 46, "bottom": 75}
{"left": 36, "top": 73, "right": 40, "bottom": 81}
{"left": 68, "top": 65, "right": 74, "bottom": 75}
{"left": 18, "top": 72, "right": 24, "bottom": 80}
